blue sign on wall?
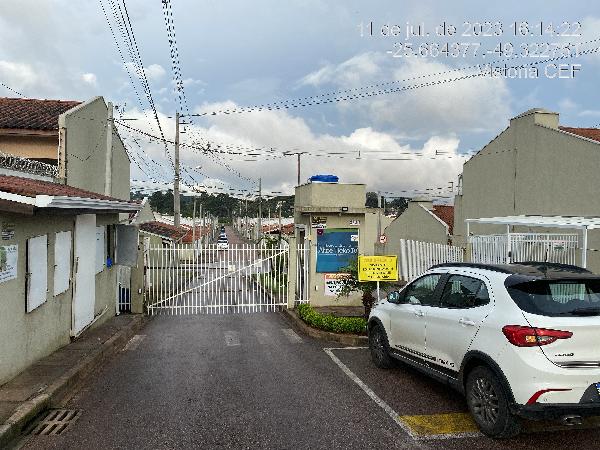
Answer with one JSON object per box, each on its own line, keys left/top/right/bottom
{"left": 316, "top": 228, "right": 359, "bottom": 273}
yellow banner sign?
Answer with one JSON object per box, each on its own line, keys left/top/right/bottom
{"left": 358, "top": 255, "right": 398, "bottom": 282}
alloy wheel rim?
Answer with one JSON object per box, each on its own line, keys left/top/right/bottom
{"left": 470, "top": 377, "right": 500, "bottom": 426}
{"left": 372, "top": 330, "right": 384, "bottom": 360}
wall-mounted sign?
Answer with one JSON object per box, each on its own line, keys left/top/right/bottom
{"left": 358, "top": 255, "right": 398, "bottom": 282}
{"left": 349, "top": 219, "right": 360, "bottom": 226}
{"left": 324, "top": 273, "right": 350, "bottom": 296}
{"left": 1, "top": 221, "right": 15, "bottom": 240}
{"left": 311, "top": 216, "right": 327, "bottom": 229}
{"left": 0, "top": 244, "right": 18, "bottom": 283}
{"left": 316, "top": 228, "right": 359, "bottom": 273}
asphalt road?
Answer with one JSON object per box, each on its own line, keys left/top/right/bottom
{"left": 19, "top": 310, "right": 600, "bottom": 450}
{"left": 18, "top": 227, "right": 600, "bottom": 449}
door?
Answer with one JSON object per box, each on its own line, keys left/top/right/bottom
{"left": 390, "top": 273, "right": 442, "bottom": 358}
{"left": 72, "top": 214, "right": 96, "bottom": 336}
{"left": 426, "top": 274, "right": 493, "bottom": 373}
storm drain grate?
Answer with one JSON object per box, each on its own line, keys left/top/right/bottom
{"left": 29, "top": 409, "right": 82, "bottom": 436}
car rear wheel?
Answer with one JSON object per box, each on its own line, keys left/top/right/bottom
{"left": 368, "top": 324, "right": 394, "bottom": 369}
{"left": 466, "top": 366, "right": 521, "bottom": 438}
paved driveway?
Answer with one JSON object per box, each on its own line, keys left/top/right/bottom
{"left": 19, "top": 311, "right": 600, "bottom": 450}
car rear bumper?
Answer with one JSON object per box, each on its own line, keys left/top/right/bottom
{"left": 512, "top": 402, "right": 600, "bottom": 420}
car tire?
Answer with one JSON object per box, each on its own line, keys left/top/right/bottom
{"left": 368, "top": 324, "right": 394, "bottom": 369}
{"left": 465, "top": 366, "right": 521, "bottom": 439}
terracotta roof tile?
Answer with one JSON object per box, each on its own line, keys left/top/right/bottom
{"left": 558, "top": 126, "right": 600, "bottom": 143}
{"left": 0, "top": 174, "right": 121, "bottom": 201}
{"left": 432, "top": 205, "right": 454, "bottom": 234}
{"left": 0, "top": 97, "right": 81, "bottom": 131}
{"left": 140, "top": 221, "right": 188, "bottom": 241}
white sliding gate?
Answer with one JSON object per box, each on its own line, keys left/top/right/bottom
{"left": 145, "top": 243, "right": 289, "bottom": 315}
{"left": 399, "top": 239, "right": 464, "bottom": 282}
{"left": 470, "top": 233, "right": 578, "bottom": 265}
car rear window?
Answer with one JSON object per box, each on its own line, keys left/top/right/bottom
{"left": 506, "top": 279, "right": 600, "bottom": 316}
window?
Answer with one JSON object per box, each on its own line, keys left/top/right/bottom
{"left": 507, "top": 280, "right": 600, "bottom": 317}
{"left": 53, "top": 231, "right": 72, "bottom": 296}
{"left": 26, "top": 235, "right": 48, "bottom": 312}
{"left": 403, "top": 274, "right": 441, "bottom": 306}
{"left": 95, "top": 226, "right": 106, "bottom": 274}
{"left": 439, "top": 275, "right": 490, "bottom": 309}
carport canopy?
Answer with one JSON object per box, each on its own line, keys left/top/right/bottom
{"left": 465, "top": 215, "right": 600, "bottom": 268}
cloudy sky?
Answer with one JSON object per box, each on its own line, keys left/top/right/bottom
{"left": 1, "top": 0, "right": 599, "bottom": 199}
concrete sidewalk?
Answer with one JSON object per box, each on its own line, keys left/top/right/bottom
{"left": 0, "top": 314, "right": 148, "bottom": 448}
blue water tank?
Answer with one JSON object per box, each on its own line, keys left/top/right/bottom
{"left": 309, "top": 174, "right": 339, "bottom": 183}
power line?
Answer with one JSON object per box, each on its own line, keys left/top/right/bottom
{"left": 0, "top": 82, "right": 26, "bottom": 98}
{"left": 188, "top": 39, "right": 600, "bottom": 117}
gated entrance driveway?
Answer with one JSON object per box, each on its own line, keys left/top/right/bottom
{"left": 20, "top": 313, "right": 600, "bottom": 450}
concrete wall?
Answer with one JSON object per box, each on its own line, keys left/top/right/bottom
{"left": 454, "top": 109, "right": 600, "bottom": 272}
{"left": 60, "top": 97, "right": 130, "bottom": 201}
{"left": 0, "top": 133, "right": 57, "bottom": 160}
{"left": 293, "top": 182, "right": 394, "bottom": 306}
{"left": 382, "top": 201, "right": 449, "bottom": 258}
{"left": 295, "top": 183, "right": 366, "bottom": 209}
{"left": 0, "top": 211, "right": 120, "bottom": 385}
{"left": 133, "top": 198, "right": 155, "bottom": 224}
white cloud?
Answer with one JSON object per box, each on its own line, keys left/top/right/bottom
{"left": 299, "top": 52, "right": 512, "bottom": 138}
{"left": 0, "top": 60, "right": 40, "bottom": 91}
{"left": 122, "top": 101, "right": 466, "bottom": 198}
{"left": 145, "top": 64, "right": 166, "bottom": 81}
{"left": 558, "top": 98, "right": 577, "bottom": 110}
{"left": 81, "top": 73, "right": 97, "bottom": 87}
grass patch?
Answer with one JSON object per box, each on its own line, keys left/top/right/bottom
{"left": 296, "top": 303, "right": 366, "bottom": 335}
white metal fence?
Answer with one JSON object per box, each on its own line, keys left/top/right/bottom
{"left": 296, "top": 244, "right": 310, "bottom": 304}
{"left": 470, "top": 233, "right": 578, "bottom": 265}
{"left": 399, "top": 239, "right": 464, "bottom": 282}
{"left": 144, "top": 244, "right": 289, "bottom": 315}
{"left": 117, "top": 265, "right": 131, "bottom": 313}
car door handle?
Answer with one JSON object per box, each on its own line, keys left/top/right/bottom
{"left": 414, "top": 310, "right": 424, "bottom": 317}
{"left": 459, "top": 318, "right": 476, "bottom": 327}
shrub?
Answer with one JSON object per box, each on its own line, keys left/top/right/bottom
{"left": 296, "top": 303, "right": 367, "bottom": 335}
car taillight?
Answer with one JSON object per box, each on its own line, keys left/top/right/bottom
{"left": 502, "top": 325, "right": 573, "bottom": 347}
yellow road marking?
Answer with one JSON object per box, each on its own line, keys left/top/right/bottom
{"left": 400, "top": 412, "right": 479, "bottom": 436}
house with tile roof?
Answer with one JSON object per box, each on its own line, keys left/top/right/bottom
{"left": 453, "top": 108, "right": 600, "bottom": 273}
{"left": 380, "top": 199, "right": 454, "bottom": 259}
{"left": 0, "top": 96, "right": 130, "bottom": 201}
{"left": 0, "top": 173, "right": 139, "bottom": 385}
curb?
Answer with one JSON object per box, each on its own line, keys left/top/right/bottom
{"left": 282, "top": 308, "right": 368, "bottom": 346}
{"left": 0, "top": 314, "right": 150, "bottom": 448}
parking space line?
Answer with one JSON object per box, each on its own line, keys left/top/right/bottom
{"left": 400, "top": 412, "right": 479, "bottom": 436}
{"left": 324, "top": 347, "right": 418, "bottom": 440}
{"left": 324, "top": 347, "right": 482, "bottom": 441}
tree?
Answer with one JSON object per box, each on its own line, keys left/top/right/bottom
{"left": 336, "top": 257, "right": 393, "bottom": 319}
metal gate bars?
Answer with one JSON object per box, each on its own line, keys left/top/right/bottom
{"left": 144, "top": 243, "right": 289, "bottom": 315}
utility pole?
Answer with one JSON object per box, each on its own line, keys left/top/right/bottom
{"left": 278, "top": 201, "right": 282, "bottom": 242}
{"left": 174, "top": 111, "right": 181, "bottom": 228}
{"left": 297, "top": 153, "right": 301, "bottom": 185}
{"left": 104, "top": 102, "right": 113, "bottom": 196}
{"left": 376, "top": 191, "right": 382, "bottom": 241}
{"left": 258, "top": 178, "right": 262, "bottom": 240}
{"left": 192, "top": 196, "right": 197, "bottom": 246}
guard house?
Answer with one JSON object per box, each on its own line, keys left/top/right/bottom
{"left": 294, "top": 180, "right": 385, "bottom": 307}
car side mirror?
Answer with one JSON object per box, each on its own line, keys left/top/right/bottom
{"left": 387, "top": 291, "right": 401, "bottom": 303}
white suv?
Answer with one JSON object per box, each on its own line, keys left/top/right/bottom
{"left": 367, "top": 262, "right": 600, "bottom": 438}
